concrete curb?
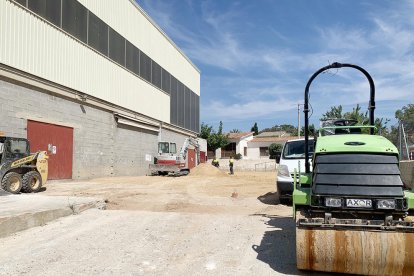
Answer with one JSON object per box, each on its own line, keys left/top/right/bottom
{"left": 0, "top": 195, "right": 106, "bottom": 238}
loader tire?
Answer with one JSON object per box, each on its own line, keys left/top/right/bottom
{"left": 22, "top": 171, "right": 42, "bottom": 193}
{"left": 1, "top": 172, "right": 23, "bottom": 194}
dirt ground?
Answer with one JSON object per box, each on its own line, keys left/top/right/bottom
{"left": 0, "top": 164, "right": 324, "bottom": 275}
{"left": 43, "top": 164, "right": 289, "bottom": 216}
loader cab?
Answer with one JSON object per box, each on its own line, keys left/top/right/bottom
{"left": 0, "top": 136, "right": 30, "bottom": 164}
{"left": 158, "top": 142, "right": 177, "bottom": 155}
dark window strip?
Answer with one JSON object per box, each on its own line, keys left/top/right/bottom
{"left": 12, "top": 0, "right": 199, "bottom": 132}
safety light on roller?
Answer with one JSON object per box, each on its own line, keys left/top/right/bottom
{"left": 325, "top": 197, "right": 342, "bottom": 207}
{"left": 377, "top": 199, "right": 396, "bottom": 209}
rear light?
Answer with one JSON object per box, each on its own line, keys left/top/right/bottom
{"left": 377, "top": 199, "right": 396, "bottom": 209}
{"left": 325, "top": 197, "right": 342, "bottom": 207}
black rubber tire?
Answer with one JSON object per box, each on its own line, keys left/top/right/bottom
{"left": 180, "top": 169, "right": 189, "bottom": 176}
{"left": 1, "top": 172, "right": 23, "bottom": 194}
{"left": 22, "top": 171, "right": 43, "bottom": 193}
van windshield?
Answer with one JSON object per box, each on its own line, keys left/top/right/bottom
{"left": 282, "top": 140, "right": 314, "bottom": 159}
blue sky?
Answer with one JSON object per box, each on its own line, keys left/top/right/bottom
{"left": 137, "top": 0, "right": 413, "bottom": 132}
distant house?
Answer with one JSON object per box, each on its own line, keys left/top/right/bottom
{"left": 214, "top": 132, "right": 254, "bottom": 159}
{"left": 247, "top": 132, "right": 297, "bottom": 159}
{"left": 256, "top": 131, "right": 288, "bottom": 137}
{"left": 197, "top": 138, "right": 208, "bottom": 163}
{"left": 215, "top": 131, "right": 300, "bottom": 159}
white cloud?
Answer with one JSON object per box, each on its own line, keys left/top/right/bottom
{"left": 371, "top": 19, "right": 414, "bottom": 57}
{"left": 202, "top": 98, "right": 298, "bottom": 122}
{"left": 317, "top": 26, "right": 373, "bottom": 51}
{"left": 184, "top": 33, "right": 252, "bottom": 72}
{"left": 138, "top": 0, "right": 414, "bottom": 128}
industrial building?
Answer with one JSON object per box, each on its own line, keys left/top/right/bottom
{"left": 0, "top": 0, "right": 200, "bottom": 179}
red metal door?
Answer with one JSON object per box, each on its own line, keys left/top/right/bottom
{"left": 27, "top": 120, "right": 73, "bottom": 180}
{"left": 188, "top": 149, "right": 196, "bottom": 169}
{"left": 200, "top": 151, "right": 206, "bottom": 163}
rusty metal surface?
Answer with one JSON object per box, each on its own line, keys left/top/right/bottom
{"left": 27, "top": 120, "right": 73, "bottom": 180}
{"left": 296, "top": 227, "right": 414, "bottom": 275}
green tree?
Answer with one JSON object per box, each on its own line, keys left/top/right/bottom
{"left": 396, "top": 104, "right": 414, "bottom": 142}
{"left": 321, "top": 104, "right": 389, "bottom": 135}
{"left": 260, "top": 124, "right": 297, "bottom": 136}
{"left": 269, "top": 143, "right": 283, "bottom": 161}
{"left": 218, "top": 120, "right": 223, "bottom": 135}
{"left": 279, "top": 124, "right": 297, "bottom": 135}
{"left": 344, "top": 104, "right": 389, "bottom": 134}
{"left": 229, "top": 129, "right": 241, "bottom": 133}
{"left": 199, "top": 121, "right": 229, "bottom": 152}
{"left": 344, "top": 104, "right": 368, "bottom": 124}
{"left": 199, "top": 122, "right": 213, "bottom": 140}
{"left": 269, "top": 143, "right": 283, "bottom": 155}
{"left": 251, "top": 122, "right": 259, "bottom": 136}
{"left": 386, "top": 104, "right": 414, "bottom": 145}
{"left": 300, "top": 124, "right": 316, "bottom": 136}
{"left": 321, "top": 105, "right": 343, "bottom": 120}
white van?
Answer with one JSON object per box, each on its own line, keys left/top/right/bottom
{"left": 276, "top": 138, "right": 314, "bottom": 203}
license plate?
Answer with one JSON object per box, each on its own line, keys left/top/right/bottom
{"left": 346, "top": 199, "right": 372, "bottom": 208}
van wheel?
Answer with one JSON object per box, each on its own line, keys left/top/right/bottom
{"left": 22, "top": 171, "right": 42, "bottom": 193}
{"left": 1, "top": 172, "right": 23, "bottom": 194}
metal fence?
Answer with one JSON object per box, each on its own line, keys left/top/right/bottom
{"left": 254, "top": 161, "right": 277, "bottom": 172}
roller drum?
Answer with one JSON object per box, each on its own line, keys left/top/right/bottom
{"left": 296, "top": 227, "right": 414, "bottom": 275}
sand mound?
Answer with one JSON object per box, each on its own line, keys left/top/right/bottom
{"left": 190, "top": 163, "right": 229, "bottom": 177}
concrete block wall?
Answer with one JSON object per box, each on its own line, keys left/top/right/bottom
{"left": 218, "top": 158, "right": 276, "bottom": 172}
{"left": 71, "top": 102, "right": 115, "bottom": 179}
{"left": 159, "top": 128, "right": 193, "bottom": 154}
{"left": 113, "top": 125, "right": 158, "bottom": 176}
{"left": 0, "top": 79, "right": 187, "bottom": 179}
{"left": 0, "top": 80, "right": 32, "bottom": 138}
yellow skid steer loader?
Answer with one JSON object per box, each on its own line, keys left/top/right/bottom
{"left": 0, "top": 135, "right": 48, "bottom": 194}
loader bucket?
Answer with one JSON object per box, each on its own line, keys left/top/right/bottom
{"left": 296, "top": 227, "right": 414, "bottom": 275}
{"left": 35, "top": 151, "right": 49, "bottom": 183}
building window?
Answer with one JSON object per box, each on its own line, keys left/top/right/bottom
{"left": 108, "top": 27, "right": 125, "bottom": 66}
{"left": 14, "top": 0, "right": 200, "bottom": 133}
{"left": 161, "top": 68, "right": 170, "bottom": 94}
{"left": 244, "top": 147, "right": 247, "bottom": 156}
{"left": 139, "top": 51, "right": 151, "bottom": 83}
{"left": 88, "top": 11, "right": 108, "bottom": 55}
{"left": 15, "top": 0, "right": 27, "bottom": 7}
{"left": 62, "top": 0, "right": 88, "bottom": 43}
{"left": 177, "top": 81, "right": 185, "bottom": 127}
{"left": 222, "top": 143, "right": 236, "bottom": 158}
{"left": 151, "top": 61, "right": 162, "bottom": 89}
{"left": 126, "top": 41, "right": 140, "bottom": 76}
{"left": 190, "top": 90, "right": 195, "bottom": 131}
{"left": 170, "top": 76, "right": 178, "bottom": 125}
{"left": 184, "top": 87, "right": 190, "bottom": 130}
{"left": 28, "top": 0, "right": 61, "bottom": 27}
{"left": 260, "top": 147, "right": 269, "bottom": 157}
{"left": 195, "top": 94, "right": 199, "bottom": 132}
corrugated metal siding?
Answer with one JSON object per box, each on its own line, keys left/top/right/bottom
{"left": 78, "top": 0, "right": 200, "bottom": 95}
{"left": 0, "top": 0, "right": 170, "bottom": 122}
